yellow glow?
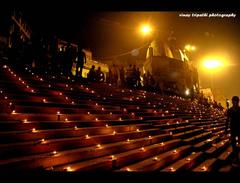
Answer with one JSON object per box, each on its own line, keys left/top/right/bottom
{"left": 85, "top": 134, "right": 90, "bottom": 139}
{"left": 140, "top": 24, "right": 153, "bottom": 36}
{"left": 200, "top": 53, "right": 231, "bottom": 73}
{"left": 203, "top": 59, "right": 223, "bottom": 69}
{"left": 185, "top": 44, "right": 196, "bottom": 52}
{"left": 66, "top": 166, "right": 74, "bottom": 172}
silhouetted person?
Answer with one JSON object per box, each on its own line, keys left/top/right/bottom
{"left": 119, "top": 66, "right": 125, "bottom": 87}
{"left": 108, "top": 67, "right": 113, "bottom": 83}
{"left": 76, "top": 46, "right": 86, "bottom": 79}
{"left": 95, "top": 66, "right": 104, "bottom": 82}
{"left": 111, "top": 64, "right": 118, "bottom": 85}
{"left": 136, "top": 68, "right": 141, "bottom": 87}
{"left": 126, "top": 64, "right": 133, "bottom": 87}
{"left": 64, "top": 43, "right": 73, "bottom": 77}
{"left": 226, "top": 96, "right": 240, "bottom": 166}
{"left": 87, "top": 65, "right": 96, "bottom": 82}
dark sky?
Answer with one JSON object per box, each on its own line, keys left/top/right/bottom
{"left": 1, "top": 8, "right": 240, "bottom": 103}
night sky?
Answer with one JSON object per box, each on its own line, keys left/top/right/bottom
{"left": 1, "top": 6, "right": 240, "bottom": 103}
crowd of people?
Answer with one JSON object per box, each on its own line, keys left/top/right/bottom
{"left": 8, "top": 32, "right": 87, "bottom": 80}
{"left": 87, "top": 65, "right": 105, "bottom": 82}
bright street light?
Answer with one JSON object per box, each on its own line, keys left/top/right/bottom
{"left": 185, "top": 88, "right": 190, "bottom": 96}
{"left": 140, "top": 24, "right": 153, "bottom": 36}
{"left": 185, "top": 44, "right": 196, "bottom": 52}
{"left": 203, "top": 59, "right": 223, "bottom": 70}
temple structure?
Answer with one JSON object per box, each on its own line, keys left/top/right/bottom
{"left": 143, "top": 36, "right": 199, "bottom": 97}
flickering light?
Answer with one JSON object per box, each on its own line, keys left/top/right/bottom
{"left": 119, "top": 118, "right": 122, "bottom": 121}
{"left": 4, "top": 96, "right": 7, "bottom": 99}
{"left": 96, "top": 144, "right": 102, "bottom": 148}
{"left": 71, "top": 101, "right": 75, "bottom": 104}
{"left": 111, "top": 155, "right": 116, "bottom": 160}
{"left": 161, "top": 142, "right": 164, "bottom": 146}
{"left": 126, "top": 139, "right": 130, "bottom": 142}
{"left": 31, "top": 89, "right": 34, "bottom": 93}
{"left": 9, "top": 102, "right": 12, "bottom": 105}
{"left": 112, "top": 131, "right": 116, "bottom": 135}
{"left": 148, "top": 136, "right": 152, "bottom": 139}
{"left": 59, "top": 92, "right": 62, "bottom": 95}
{"left": 87, "top": 112, "right": 90, "bottom": 115}
{"left": 65, "top": 166, "right": 73, "bottom": 172}
{"left": 23, "top": 119, "right": 28, "bottom": 123}
{"left": 186, "top": 158, "right": 191, "bottom": 161}
{"left": 131, "top": 112, "right": 135, "bottom": 116}
{"left": 66, "top": 84, "right": 68, "bottom": 88}
{"left": 137, "top": 106, "right": 140, "bottom": 110}
{"left": 105, "top": 124, "right": 109, "bottom": 128}
{"left": 26, "top": 85, "right": 29, "bottom": 88}
{"left": 95, "top": 118, "right": 98, "bottom": 121}
{"left": 85, "top": 135, "right": 90, "bottom": 139}
{"left": 12, "top": 110, "right": 16, "bottom": 114}
{"left": 102, "top": 108, "right": 105, "bottom": 111}
{"left": 140, "top": 117, "right": 143, "bottom": 120}
{"left": 52, "top": 151, "right": 57, "bottom": 155}
{"left": 65, "top": 97, "right": 68, "bottom": 100}
{"left": 41, "top": 139, "right": 45, "bottom": 143}
{"left": 201, "top": 166, "right": 207, "bottom": 171}
{"left": 173, "top": 149, "right": 177, "bottom": 154}
{"left": 169, "top": 167, "right": 175, "bottom": 172}
{"left": 126, "top": 168, "right": 131, "bottom": 171}
{"left": 109, "top": 112, "right": 112, "bottom": 115}
{"left": 74, "top": 126, "right": 78, "bottom": 130}
{"left": 153, "top": 157, "right": 158, "bottom": 161}
{"left": 95, "top": 103, "right": 98, "bottom": 106}
{"left": 141, "top": 147, "right": 145, "bottom": 151}
{"left": 3, "top": 65, "right": 7, "bottom": 68}
{"left": 65, "top": 118, "right": 68, "bottom": 122}
{"left": 43, "top": 98, "right": 46, "bottom": 103}
{"left": 136, "top": 129, "right": 140, "bottom": 132}
{"left": 57, "top": 111, "right": 60, "bottom": 115}
{"left": 32, "top": 128, "right": 37, "bottom": 133}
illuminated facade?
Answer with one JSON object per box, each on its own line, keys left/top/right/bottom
{"left": 143, "top": 38, "right": 199, "bottom": 96}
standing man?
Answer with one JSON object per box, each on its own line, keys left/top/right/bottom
{"left": 225, "top": 96, "right": 240, "bottom": 166}
{"left": 76, "top": 45, "right": 86, "bottom": 79}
